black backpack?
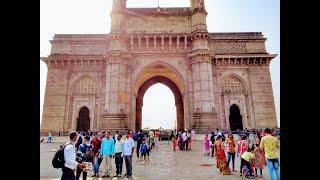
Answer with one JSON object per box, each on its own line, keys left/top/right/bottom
{"left": 52, "top": 142, "right": 71, "bottom": 168}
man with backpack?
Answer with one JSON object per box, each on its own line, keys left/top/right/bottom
{"left": 60, "top": 131, "right": 86, "bottom": 180}
{"left": 75, "top": 136, "right": 93, "bottom": 180}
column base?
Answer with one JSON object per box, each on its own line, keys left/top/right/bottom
{"left": 102, "top": 113, "right": 128, "bottom": 131}
{"left": 192, "top": 112, "right": 218, "bottom": 134}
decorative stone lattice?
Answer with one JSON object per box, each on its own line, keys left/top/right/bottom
{"left": 221, "top": 76, "right": 246, "bottom": 95}
{"left": 72, "top": 77, "right": 98, "bottom": 96}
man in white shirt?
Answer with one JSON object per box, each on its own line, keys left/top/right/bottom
{"left": 114, "top": 134, "right": 124, "bottom": 177}
{"left": 182, "top": 131, "right": 188, "bottom": 150}
{"left": 62, "top": 131, "right": 86, "bottom": 180}
{"left": 123, "top": 131, "right": 135, "bottom": 178}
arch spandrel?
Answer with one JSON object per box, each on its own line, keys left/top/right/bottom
{"left": 134, "top": 62, "right": 185, "bottom": 96}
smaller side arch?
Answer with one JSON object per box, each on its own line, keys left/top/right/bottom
{"left": 229, "top": 104, "right": 243, "bottom": 131}
{"left": 76, "top": 106, "right": 90, "bottom": 131}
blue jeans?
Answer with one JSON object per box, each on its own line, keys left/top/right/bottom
{"left": 47, "top": 137, "right": 52, "bottom": 143}
{"left": 227, "top": 152, "right": 236, "bottom": 170}
{"left": 92, "top": 157, "right": 100, "bottom": 174}
{"left": 266, "top": 158, "right": 280, "bottom": 180}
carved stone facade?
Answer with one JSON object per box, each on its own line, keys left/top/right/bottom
{"left": 41, "top": 0, "right": 277, "bottom": 133}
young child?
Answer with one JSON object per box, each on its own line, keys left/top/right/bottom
{"left": 139, "top": 140, "right": 148, "bottom": 164}
{"left": 253, "top": 144, "right": 264, "bottom": 178}
{"left": 240, "top": 146, "right": 255, "bottom": 179}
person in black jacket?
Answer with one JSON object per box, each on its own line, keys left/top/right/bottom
{"left": 75, "top": 132, "right": 83, "bottom": 150}
{"left": 210, "top": 131, "right": 216, "bottom": 157}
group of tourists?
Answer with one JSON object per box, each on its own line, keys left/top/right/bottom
{"left": 170, "top": 129, "right": 193, "bottom": 151}
{"left": 52, "top": 127, "right": 279, "bottom": 180}
{"left": 58, "top": 131, "right": 135, "bottom": 180}
{"left": 57, "top": 128, "right": 168, "bottom": 180}
{"left": 203, "top": 127, "right": 280, "bottom": 179}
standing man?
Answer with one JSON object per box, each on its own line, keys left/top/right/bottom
{"left": 182, "top": 130, "right": 188, "bottom": 151}
{"left": 47, "top": 132, "right": 52, "bottom": 143}
{"left": 148, "top": 130, "right": 155, "bottom": 148}
{"left": 114, "top": 134, "right": 124, "bottom": 177}
{"left": 260, "top": 128, "right": 280, "bottom": 180}
{"left": 91, "top": 132, "right": 102, "bottom": 177}
{"left": 123, "top": 131, "right": 135, "bottom": 178}
{"left": 61, "top": 131, "right": 86, "bottom": 180}
{"left": 100, "top": 132, "right": 115, "bottom": 178}
{"left": 114, "top": 131, "right": 119, "bottom": 143}
{"left": 154, "top": 130, "right": 160, "bottom": 147}
{"left": 136, "top": 130, "right": 144, "bottom": 161}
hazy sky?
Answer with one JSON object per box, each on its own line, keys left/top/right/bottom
{"left": 40, "top": 0, "right": 280, "bottom": 128}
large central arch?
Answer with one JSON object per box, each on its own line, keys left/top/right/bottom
{"left": 136, "top": 75, "right": 184, "bottom": 130}
{"left": 133, "top": 62, "right": 186, "bottom": 131}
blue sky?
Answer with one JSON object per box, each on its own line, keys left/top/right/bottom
{"left": 40, "top": 0, "right": 279, "bottom": 128}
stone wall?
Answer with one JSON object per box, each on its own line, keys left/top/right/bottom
{"left": 41, "top": 67, "right": 68, "bottom": 132}
{"left": 248, "top": 66, "right": 277, "bottom": 128}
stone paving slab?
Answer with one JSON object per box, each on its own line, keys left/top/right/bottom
{"left": 41, "top": 140, "right": 273, "bottom": 180}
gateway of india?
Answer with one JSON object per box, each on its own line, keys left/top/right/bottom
{"left": 41, "top": 0, "right": 277, "bottom": 134}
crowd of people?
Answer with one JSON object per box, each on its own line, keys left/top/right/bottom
{"left": 57, "top": 128, "right": 169, "bottom": 180}
{"left": 202, "top": 127, "right": 280, "bottom": 179}
{"left": 51, "top": 127, "right": 280, "bottom": 180}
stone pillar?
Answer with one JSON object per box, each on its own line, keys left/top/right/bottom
{"left": 104, "top": 34, "right": 131, "bottom": 131}
{"left": 189, "top": 31, "right": 215, "bottom": 133}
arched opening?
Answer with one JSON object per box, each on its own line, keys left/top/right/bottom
{"left": 229, "top": 104, "right": 243, "bottom": 131}
{"left": 136, "top": 76, "right": 184, "bottom": 131}
{"left": 76, "top": 106, "right": 90, "bottom": 131}
{"left": 142, "top": 83, "right": 177, "bottom": 129}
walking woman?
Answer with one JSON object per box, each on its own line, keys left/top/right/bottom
{"left": 187, "top": 130, "right": 192, "bottom": 150}
{"left": 226, "top": 134, "right": 237, "bottom": 172}
{"left": 170, "top": 130, "right": 177, "bottom": 151}
{"left": 214, "top": 135, "right": 231, "bottom": 175}
{"left": 203, "top": 134, "right": 210, "bottom": 156}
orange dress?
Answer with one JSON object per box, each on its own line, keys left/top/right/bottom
{"left": 215, "top": 140, "right": 231, "bottom": 175}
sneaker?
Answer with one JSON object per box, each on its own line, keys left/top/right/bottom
{"left": 91, "top": 174, "right": 96, "bottom": 177}
{"left": 113, "top": 174, "right": 119, "bottom": 177}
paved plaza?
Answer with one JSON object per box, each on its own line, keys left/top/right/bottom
{"left": 40, "top": 137, "right": 274, "bottom": 180}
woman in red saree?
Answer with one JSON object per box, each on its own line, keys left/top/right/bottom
{"left": 214, "top": 135, "right": 231, "bottom": 175}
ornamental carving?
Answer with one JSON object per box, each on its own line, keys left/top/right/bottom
{"left": 72, "top": 76, "right": 98, "bottom": 96}
{"left": 221, "top": 75, "right": 246, "bottom": 95}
